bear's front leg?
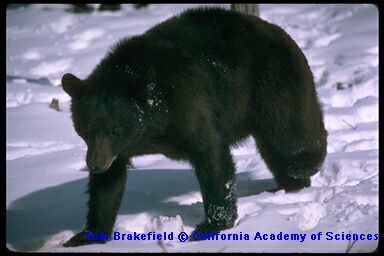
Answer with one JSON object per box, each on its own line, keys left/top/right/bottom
{"left": 189, "top": 144, "right": 238, "bottom": 241}
{"left": 63, "top": 157, "right": 128, "bottom": 247}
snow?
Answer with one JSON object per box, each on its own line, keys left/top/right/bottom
{"left": 6, "top": 3, "right": 378, "bottom": 253}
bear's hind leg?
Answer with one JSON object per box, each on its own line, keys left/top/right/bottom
{"left": 63, "top": 157, "right": 128, "bottom": 247}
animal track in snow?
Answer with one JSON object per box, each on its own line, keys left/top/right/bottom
{"left": 69, "top": 29, "right": 105, "bottom": 50}
{"left": 313, "top": 33, "right": 341, "bottom": 48}
{"left": 50, "top": 16, "right": 76, "bottom": 34}
{"left": 279, "top": 202, "right": 327, "bottom": 231}
{"left": 144, "top": 215, "right": 185, "bottom": 235}
{"left": 7, "top": 141, "right": 76, "bottom": 161}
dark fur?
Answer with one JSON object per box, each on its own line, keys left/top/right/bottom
{"left": 62, "top": 8, "right": 327, "bottom": 247}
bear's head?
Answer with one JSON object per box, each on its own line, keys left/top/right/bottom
{"left": 62, "top": 73, "right": 147, "bottom": 173}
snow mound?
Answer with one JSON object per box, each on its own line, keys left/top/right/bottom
{"left": 30, "top": 58, "right": 73, "bottom": 77}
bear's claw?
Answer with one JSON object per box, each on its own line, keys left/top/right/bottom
{"left": 63, "top": 230, "right": 107, "bottom": 247}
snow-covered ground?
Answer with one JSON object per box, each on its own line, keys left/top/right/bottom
{"left": 6, "top": 4, "right": 378, "bottom": 253}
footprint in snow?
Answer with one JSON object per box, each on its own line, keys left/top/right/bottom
{"left": 7, "top": 141, "right": 76, "bottom": 161}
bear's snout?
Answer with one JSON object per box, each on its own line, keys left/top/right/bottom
{"left": 86, "top": 137, "right": 116, "bottom": 173}
{"left": 86, "top": 156, "right": 117, "bottom": 174}
{"left": 87, "top": 162, "right": 107, "bottom": 174}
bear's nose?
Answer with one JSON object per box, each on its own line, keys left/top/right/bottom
{"left": 88, "top": 164, "right": 105, "bottom": 174}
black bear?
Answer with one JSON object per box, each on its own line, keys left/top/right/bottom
{"left": 62, "top": 7, "right": 327, "bottom": 247}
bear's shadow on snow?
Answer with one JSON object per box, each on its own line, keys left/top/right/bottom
{"left": 6, "top": 169, "right": 276, "bottom": 250}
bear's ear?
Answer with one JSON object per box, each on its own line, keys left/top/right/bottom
{"left": 61, "top": 73, "right": 85, "bottom": 98}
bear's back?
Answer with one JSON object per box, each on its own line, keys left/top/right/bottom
{"left": 144, "top": 8, "right": 275, "bottom": 54}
